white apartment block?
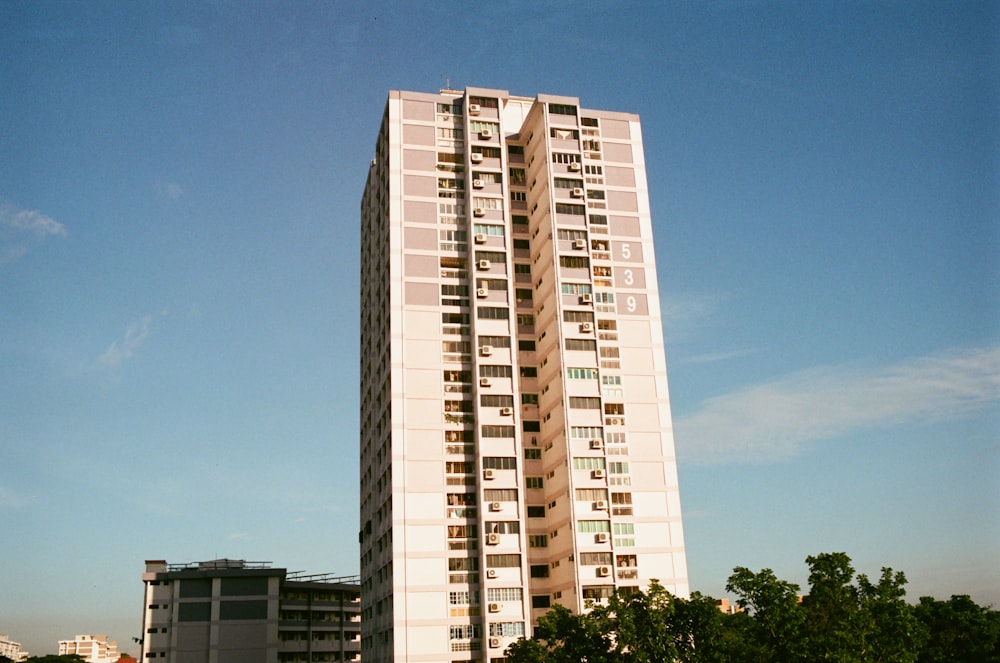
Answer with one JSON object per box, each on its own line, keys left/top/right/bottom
{"left": 359, "top": 87, "right": 688, "bottom": 663}
{"left": 58, "top": 634, "right": 120, "bottom": 663}
{"left": 0, "top": 633, "right": 28, "bottom": 661}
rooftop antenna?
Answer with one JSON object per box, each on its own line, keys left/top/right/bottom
{"left": 442, "top": 75, "right": 457, "bottom": 92}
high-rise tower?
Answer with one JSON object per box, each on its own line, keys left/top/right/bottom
{"left": 359, "top": 87, "right": 687, "bottom": 663}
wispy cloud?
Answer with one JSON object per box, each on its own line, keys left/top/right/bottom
{"left": 676, "top": 345, "right": 1000, "bottom": 465}
{"left": 98, "top": 312, "right": 163, "bottom": 368}
{"left": 155, "top": 179, "right": 184, "bottom": 200}
{"left": 662, "top": 291, "right": 727, "bottom": 345}
{"left": 0, "top": 200, "right": 67, "bottom": 263}
{"left": 0, "top": 484, "right": 35, "bottom": 509}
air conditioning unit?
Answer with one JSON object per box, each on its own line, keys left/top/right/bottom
{"left": 580, "top": 293, "right": 593, "bottom": 303}
{"left": 473, "top": 179, "right": 485, "bottom": 189}
{"left": 471, "top": 153, "right": 484, "bottom": 163}
{"left": 489, "top": 501, "right": 502, "bottom": 512}
{"left": 468, "top": 103, "right": 481, "bottom": 115}
{"left": 473, "top": 207, "right": 486, "bottom": 217}
{"left": 573, "top": 238, "right": 587, "bottom": 249}
{"left": 590, "top": 439, "right": 604, "bottom": 449}
{"left": 597, "top": 566, "right": 611, "bottom": 577}
{"left": 486, "top": 568, "right": 498, "bottom": 579}
{"left": 487, "top": 532, "right": 501, "bottom": 545}
{"left": 480, "top": 345, "right": 493, "bottom": 356}
{"left": 592, "top": 469, "right": 606, "bottom": 479}
{"left": 595, "top": 532, "right": 610, "bottom": 544}
{"left": 488, "top": 602, "right": 501, "bottom": 613}
{"left": 571, "top": 187, "right": 585, "bottom": 197}
{"left": 500, "top": 406, "right": 513, "bottom": 416}
{"left": 478, "top": 259, "right": 491, "bottom": 270}
{"left": 568, "top": 161, "right": 582, "bottom": 171}
{"left": 594, "top": 500, "right": 608, "bottom": 511}
{"left": 480, "top": 377, "right": 491, "bottom": 387}
{"left": 477, "top": 288, "right": 489, "bottom": 298}
{"left": 489, "top": 637, "right": 501, "bottom": 648}
{"left": 580, "top": 322, "right": 593, "bottom": 333}
{"left": 480, "top": 129, "right": 493, "bottom": 139}
{"left": 474, "top": 233, "right": 487, "bottom": 243}
{"left": 483, "top": 469, "right": 495, "bottom": 480}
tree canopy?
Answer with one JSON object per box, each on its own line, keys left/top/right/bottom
{"left": 503, "top": 552, "right": 999, "bottom": 663}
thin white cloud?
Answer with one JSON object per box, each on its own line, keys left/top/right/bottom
{"left": 662, "top": 291, "right": 727, "bottom": 345}
{"left": 675, "top": 345, "right": 1000, "bottom": 465}
{"left": 155, "top": 179, "right": 184, "bottom": 200}
{"left": 98, "top": 313, "right": 157, "bottom": 368}
{"left": 0, "top": 201, "right": 67, "bottom": 237}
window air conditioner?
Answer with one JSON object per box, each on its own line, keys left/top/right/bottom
{"left": 500, "top": 407, "right": 513, "bottom": 416}
{"left": 489, "top": 637, "right": 501, "bottom": 648}
{"left": 483, "top": 469, "right": 495, "bottom": 480}
{"left": 488, "top": 602, "right": 501, "bottom": 613}
{"left": 474, "top": 233, "right": 487, "bottom": 243}
{"left": 473, "top": 179, "right": 485, "bottom": 189}
{"left": 590, "top": 439, "right": 604, "bottom": 449}
{"left": 471, "top": 153, "right": 484, "bottom": 163}
{"left": 489, "top": 501, "right": 502, "bottom": 512}
{"left": 573, "top": 238, "right": 587, "bottom": 249}
{"left": 580, "top": 293, "right": 593, "bottom": 303}
{"left": 478, "top": 259, "right": 491, "bottom": 269}
{"left": 592, "top": 469, "right": 606, "bottom": 479}
{"left": 480, "top": 345, "right": 493, "bottom": 356}
{"left": 580, "top": 322, "right": 593, "bottom": 333}
{"left": 468, "top": 103, "right": 481, "bottom": 115}
{"left": 487, "top": 532, "right": 501, "bottom": 545}
{"left": 477, "top": 288, "right": 489, "bottom": 298}
{"left": 473, "top": 207, "right": 486, "bottom": 217}
{"left": 480, "top": 129, "right": 493, "bottom": 139}
{"left": 597, "top": 566, "right": 611, "bottom": 577}
{"left": 480, "top": 377, "right": 491, "bottom": 387}
{"left": 568, "top": 161, "right": 582, "bottom": 171}
{"left": 571, "top": 187, "right": 584, "bottom": 197}
{"left": 594, "top": 500, "right": 608, "bottom": 511}
{"left": 595, "top": 532, "right": 610, "bottom": 544}
{"left": 486, "top": 568, "right": 498, "bottom": 579}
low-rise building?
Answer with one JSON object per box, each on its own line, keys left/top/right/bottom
{"left": 0, "top": 633, "right": 28, "bottom": 661}
{"left": 141, "top": 559, "right": 360, "bottom": 663}
{"left": 58, "top": 634, "right": 120, "bottom": 662}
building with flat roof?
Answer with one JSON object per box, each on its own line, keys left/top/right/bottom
{"left": 140, "top": 559, "right": 360, "bottom": 663}
{"left": 0, "top": 633, "right": 28, "bottom": 661}
{"left": 58, "top": 634, "right": 120, "bottom": 663}
{"left": 359, "top": 87, "right": 688, "bottom": 662}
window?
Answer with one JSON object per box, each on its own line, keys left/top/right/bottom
{"left": 599, "top": 347, "right": 620, "bottom": 359}
{"left": 479, "top": 335, "right": 511, "bottom": 348}
{"left": 511, "top": 190, "right": 527, "bottom": 202}
{"left": 480, "top": 365, "right": 512, "bottom": 378}
{"left": 579, "top": 552, "right": 613, "bottom": 565}
{"left": 527, "top": 505, "right": 545, "bottom": 517}
{"left": 582, "top": 586, "right": 614, "bottom": 600}
{"left": 575, "top": 488, "right": 608, "bottom": 501}
{"left": 487, "top": 554, "right": 521, "bottom": 568}
{"left": 437, "top": 102, "right": 463, "bottom": 115}
{"left": 481, "top": 425, "right": 516, "bottom": 438}
{"left": 469, "top": 96, "right": 499, "bottom": 108}
{"left": 605, "top": 403, "right": 625, "bottom": 415}
{"left": 481, "top": 394, "right": 514, "bottom": 408}
{"left": 486, "top": 521, "right": 520, "bottom": 534}
{"left": 565, "top": 339, "right": 597, "bottom": 351}
{"left": 450, "top": 624, "right": 482, "bottom": 640}
{"left": 514, "top": 262, "right": 531, "bottom": 274}
{"left": 509, "top": 168, "right": 526, "bottom": 184}
{"left": 587, "top": 189, "right": 606, "bottom": 200}
{"left": 517, "top": 313, "right": 535, "bottom": 326}
{"left": 447, "top": 462, "right": 474, "bottom": 474}
{"left": 508, "top": 145, "right": 525, "bottom": 156}
{"left": 577, "top": 520, "right": 611, "bottom": 533}
{"left": 601, "top": 375, "right": 621, "bottom": 385}
{"left": 470, "top": 120, "right": 500, "bottom": 133}
{"left": 519, "top": 366, "right": 537, "bottom": 378}
{"left": 554, "top": 177, "right": 584, "bottom": 189}
{"left": 563, "top": 310, "right": 594, "bottom": 322}
{"left": 473, "top": 146, "right": 502, "bottom": 158}
{"left": 476, "top": 250, "right": 506, "bottom": 263}
{"left": 518, "top": 340, "right": 536, "bottom": 351}
{"left": 473, "top": 224, "right": 505, "bottom": 237}
{"left": 569, "top": 397, "right": 601, "bottom": 409}
{"left": 473, "top": 197, "right": 503, "bottom": 210}
{"left": 532, "top": 595, "right": 551, "bottom": 609}
{"left": 613, "top": 523, "right": 636, "bottom": 547}
{"left": 489, "top": 622, "right": 526, "bottom": 637}
{"left": 522, "top": 420, "right": 540, "bottom": 432}
{"left": 478, "top": 307, "right": 509, "bottom": 320}
{"left": 483, "top": 457, "right": 517, "bottom": 470}
{"left": 552, "top": 152, "right": 581, "bottom": 164}
{"left": 550, "top": 128, "right": 579, "bottom": 139}
{"left": 525, "top": 476, "right": 544, "bottom": 489}
{"left": 560, "top": 256, "right": 590, "bottom": 269}
{"left": 528, "top": 534, "right": 548, "bottom": 548}
{"left": 488, "top": 587, "right": 524, "bottom": 602}
{"left": 474, "top": 171, "right": 503, "bottom": 184}
{"left": 530, "top": 565, "right": 549, "bottom": 578}
{"left": 570, "top": 426, "right": 604, "bottom": 438}
{"left": 484, "top": 488, "right": 518, "bottom": 501}
{"left": 608, "top": 461, "right": 629, "bottom": 474}
{"left": 477, "top": 278, "right": 508, "bottom": 292}
{"left": 524, "top": 448, "right": 542, "bottom": 460}
{"left": 573, "top": 457, "right": 606, "bottom": 470}
{"left": 566, "top": 367, "right": 599, "bottom": 380}
{"left": 513, "top": 238, "right": 529, "bottom": 250}
{"left": 521, "top": 393, "right": 539, "bottom": 405}
{"left": 548, "top": 103, "right": 577, "bottom": 116}
{"left": 555, "top": 203, "right": 586, "bottom": 215}
{"left": 557, "top": 229, "right": 588, "bottom": 241}
{"left": 437, "top": 127, "right": 464, "bottom": 139}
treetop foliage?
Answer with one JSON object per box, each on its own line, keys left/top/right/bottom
{"left": 503, "top": 552, "right": 1000, "bottom": 663}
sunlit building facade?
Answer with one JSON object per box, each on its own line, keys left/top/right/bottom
{"left": 58, "top": 634, "right": 120, "bottom": 663}
{"left": 359, "top": 87, "right": 688, "bottom": 663}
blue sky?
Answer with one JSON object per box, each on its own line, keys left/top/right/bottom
{"left": 1, "top": 1, "right": 996, "bottom": 655}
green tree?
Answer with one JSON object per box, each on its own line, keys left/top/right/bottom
{"left": 913, "top": 594, "right": 1000, "bottom": 663}
{"left": 25, "top": 656, "right": 87, "bottom": 663}
{"left": 803, "top": 552, "right": 861, "bottom": 661}
{"left": 726, "top": 565, "right": 806, "bottom": 662}
{"left": 503, "top": 603, "right": 613, "bottom": 663}
{"left": 855, "top": 567, "right": 921, "bottom": 662}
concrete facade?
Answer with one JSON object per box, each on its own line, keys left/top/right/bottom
{"left": 140, "top": 559, "right": 360, "bottom": 663}
{"left": 359, "top": 87, "right": 688, "bottom": 663}
{"left": 58, "top": 634, "right": 120, "bottom": 662}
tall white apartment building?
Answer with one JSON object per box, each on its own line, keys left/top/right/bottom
{"left": 359, "top": 87, "right": 688, "bottom": 663}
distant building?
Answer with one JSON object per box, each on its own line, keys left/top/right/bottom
{"left": 58, "top": 634, "right": 120, "bottom": 662}
{"left": 0, "top": 633, "right": 28, "bottom": 662}
{"left": 140, "top": 559, "right": 360, "bottom": 663}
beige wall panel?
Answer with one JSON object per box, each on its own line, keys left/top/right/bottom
{"left": 404, "top": 174, "right": 437, "bottom": 197}
{"left": 404, "top": 199, "right": 437, "bottom": 222}
{"left": 403, "top": 281, "right": 438, "bottom": 307}
{"left": 402, "top": 123, "right": 435, "bottom": 146}
{"left": 403, "top": 148, "right": 436, "bottom": 171}
{"left": 603, "top": 141, "right": 633, "bottom": 163}
{"left": 404, "top": 493, "right": 444, "bottom": 524}
{"left": 636, "top": 521, "right": 671, "bottom": 548}
{"left": 609, "top": 215, "right": 641, "bottom": 237}
{"left": 405, "top": 253, "right": 439, "bottom": 277}
{"left": 608, "top": 189, "right": 639, "bottom": 212}
{"left": 402, "top": 99, "right": 436, "bottom": 121}
{"left": 632, "top": 460, "right": 666, "bottom": 487}
{"left": 605, "top": 165, "right": 636, "bottom": 187}
{"left": 601, "top": 119, "right": 631, "bottom": 139}
{"left": 633, "top": 491, "right": 669, "bottom": 518}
